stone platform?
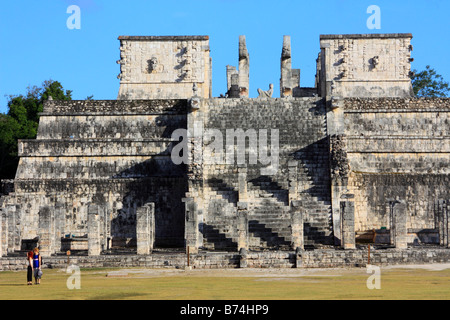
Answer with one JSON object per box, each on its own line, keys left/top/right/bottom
{"left": 1, "top": 247, "right": 449, "bottom": 271}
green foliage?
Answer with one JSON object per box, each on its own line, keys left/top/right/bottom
{"left": 0, "top": 80, "right": 72, "bottom": 178}
{"left": 411, "top": 65, "right": 449, "bottom": 97}
{"left": 0, "top": 114, "right": 21, "bottom": 178}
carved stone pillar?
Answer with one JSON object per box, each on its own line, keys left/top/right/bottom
{"left": 184, "top": 90, "right": 204, "bottom": 252}
{"left": 183, "top": 197, "right": 199, "bottom": 254}
{"left": 294, "top": 247, "right": 303, "bottom": 268}
{"left": 229, "top": 74, "right": 240, "bottom": 98}
{"left": 226, "top": 65, "right": 239, "bottom": 98}
{"left": 0, "top": 210, "right": 8, "bottom": 257}
{"left": 340, "top": 194, "right": 356, "bottom": 250}
{"left": 136, "top": 203, "right": 155, "bottom": 255}
{"left": 290, "top": 200, "right": 304, "bottom": 251}
{"left": 238, "top": 35, "right": 249, "bottom": 97}
{"left": 38, "top": 206, "right": 55, "bottom": 257}
{"left": 389, "top": 200, "right": 407, "bottom": 249}
{"left": 87, "top": 204, "right": 101, "bottom": 256}
{"left": 238, "top": 166, "right": 248, "bottom": 202}
{"left": 329, "top": 134, "right": 350, "bottom": 246}
{"left": 239, "top": 248, "right": 248, "bottom": 268}
{"left": 237, "top": 202, "right": 249, "bottom": 252}
{"left": 438, "top": 200, "right": 449, "bottom": 248}
{"left": 280, "top": 35, "right": 300, "bottom": 97}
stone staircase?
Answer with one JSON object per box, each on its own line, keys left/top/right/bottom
{"left": 295, "top": 139, "right": 333, "bottom": 249}
{"left": 201, "top": 156, "right": 333, "bottom": 251}
{"left": 247, "top": 178, "right": 292, "bottom": 251}
{"left": 202, "top": 178, "right": 238, "bottom": 251}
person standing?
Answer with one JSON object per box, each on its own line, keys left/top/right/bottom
{"left": 26, "top": 251, "right": 33, "bottom": 285}
{"left": 32, "top": 248, "right": 42, "bottom": 285}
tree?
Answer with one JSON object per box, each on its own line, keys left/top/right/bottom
{"left": 0, "top": 80, "right": 72, "bottom": 179}
{"left": 411, "top": 65, "right": 449, "bottom": 98}
{"left": 0, "top": 114, "right": 21, "bottom": 178}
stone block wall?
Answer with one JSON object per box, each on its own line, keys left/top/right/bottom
{"left": 318, "top": 34, "right": 414, "bottom": 98}
{"left": 7, "top": 99, "right": 189, "bottom": 255}
{"left": 341, "top": 98, "right": 450, "bottom": 244}
{"left": 117, "top": 36, "right": 212, "bottom": 100}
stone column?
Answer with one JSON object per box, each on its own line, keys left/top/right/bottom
{"left": 238, "top": 35, "right": 249, "bottom": 97}
{"left": 290, "top": 200, "right": 304, "bottom": 251}
{"left": 237, "top": 202, "right": 249, "bottom": 252}
{"left": 280, "top": 35, "right": 300, "bottom": 98}
{"left": 226, "top": 65, "right": 238, "bottom": 96}
{"left": 136, "top": 203, "right": 155, "bottom": 255}
{"left": 340, "top": 194, "right": 356, "bottom": 250}
{"left": 230, "top": 74, "right": 240, "bottom": 98}
{"left": 438, "top": 200, "right": 449, "bottom": 247}
{"left": 294, "top": 247, "right": 303, "bottom": 268}
{"left": 183, "top": 197, "right": 199, "bottom": 254}
{"left": 238, "top": 166, "right": 248, "bottom": 202}
{"left": 0, "top": 210, "right": 7, "bottom": 257}
{"left": 446, "top": 200, "right": 450, "bottom": 248}
{"left": 54, "top": 203, "right": 65, "bottom": 255}
{"left": 101, "top": 205, "right": 112, "bottom": 251}
{"left": 184, "top": 92, "right": 204, "bottom": 252}
{"left": 38, "top": 206, "right": 55, "bottom": 257}
{"left": 390, "top": 200, "right": 408, "bottom": 249}
{"left": 239, "top": 248, "right": 248, "bottom": 268}
{"left": 87, "top": 204, "right": 101, "bottom": 256}
{"left": 329, "top": 134, "right": 350, "bottom": 246}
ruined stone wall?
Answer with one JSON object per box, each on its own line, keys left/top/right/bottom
{"left": 343, "top": 98, "right": 450, "bottom": 243}
{"left": 10, "top": 99, "right": 189, "bottom": 252}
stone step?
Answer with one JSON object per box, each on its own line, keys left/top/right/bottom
{"left": 202, "top": 224, "right": 238, "bottom": 250}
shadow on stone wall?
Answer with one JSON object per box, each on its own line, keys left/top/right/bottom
{"left": 105, "top": 104, "right": 189, "bottom": 251}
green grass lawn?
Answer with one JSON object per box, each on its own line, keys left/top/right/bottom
{"left": 0, "top": 267, "right": 449, "bottom": 300}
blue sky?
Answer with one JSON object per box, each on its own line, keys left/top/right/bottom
{"left": 1, "top": 0, "right": 449, "bottom": 113}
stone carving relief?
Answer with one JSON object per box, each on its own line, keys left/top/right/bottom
{"left": 175, "top": 41, "right": 193, "bottom": 82}
{"left": 146, "top": 57, "right": 162, "bottom": 74}
{"left": 117, "top": 43, "right": 131, "bottom": 81}
{"left": 330, "top": 134, "right": 350, "bottom": 183}
{"left": 370, "top": 56, "right": 379, "bottom": 70}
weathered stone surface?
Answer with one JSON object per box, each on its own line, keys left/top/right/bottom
{"left": 290, "top": 201, "right": 304, "bottom": 250}
{"left": 318, "top": 33, "right": 414, "bottom": 98}
{"left": 280, "top": 35, "right": 301, "bottom": 97}
{"left": 88, "top": 204, "right": 101, "bottom": 256}
{"left": 340, "top": 198, "right": 356, "bottom": 250}
{"left": 117, "top": 36, "right": 211, "bottom": 100}
{"left": 136, "top": 203, "right": 155, "bottom": 255}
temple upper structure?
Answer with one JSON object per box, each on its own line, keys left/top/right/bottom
{"left": 117, "top": 36, "right": 212, "bottom": 100}
{"left": 317, "top": 33, "right": 414, "bottom": 98}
